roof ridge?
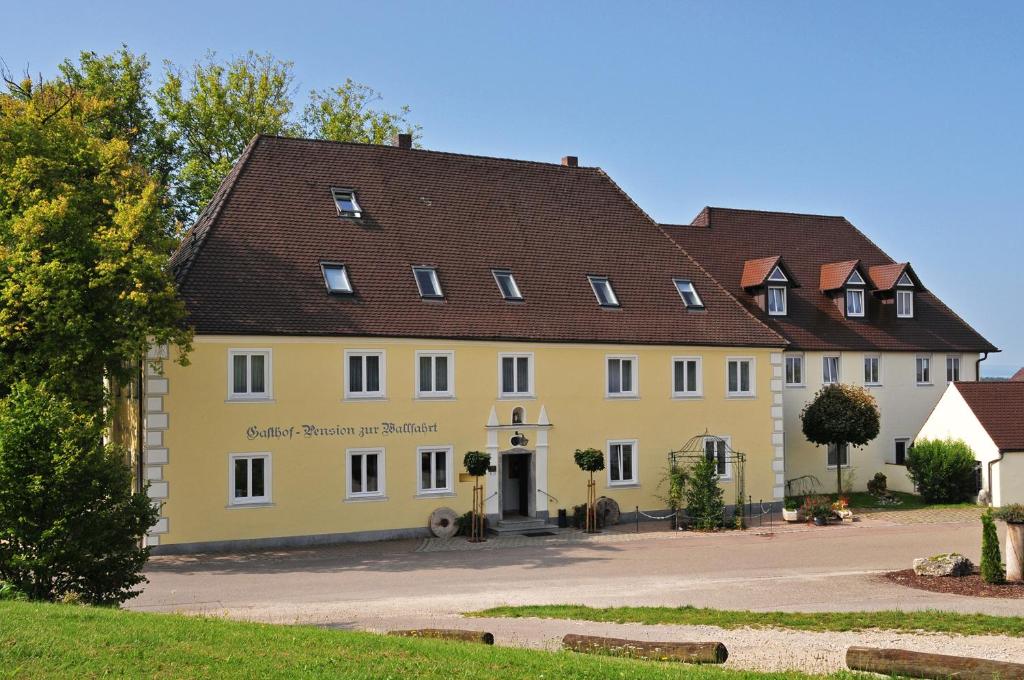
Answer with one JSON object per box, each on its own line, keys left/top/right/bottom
{"left": 703, "top": 206, "right": 849, "bottom": 220}
{"left": 592, "top": 171, "right": 788, "bottom": 348}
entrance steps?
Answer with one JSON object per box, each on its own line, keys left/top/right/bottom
{"left": 493, "top": 517, "right": 556, "bottom": 535}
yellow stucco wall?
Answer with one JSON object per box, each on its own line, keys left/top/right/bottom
{"left": 148, "top": 336, "right": 782, "bottom": 548}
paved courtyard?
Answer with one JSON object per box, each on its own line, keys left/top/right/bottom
{"left": 131, "top": 508, "right": 1024, "bottom": 672}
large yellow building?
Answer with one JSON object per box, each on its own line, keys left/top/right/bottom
{"left": 139, "top": 136, "right": 788, "bottom": 552}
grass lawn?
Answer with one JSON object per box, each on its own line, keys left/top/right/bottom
{"left": 470, "top": 605, "right": 1024, "bottom": 637}
{"left": 0, "top": 600, "right": 868, "bottom": 679}
{"left": 817, "top": 491, "right": 974, "bottom": 511}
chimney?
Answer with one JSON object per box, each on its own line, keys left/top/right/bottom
{"left": 561, "top": 155, "right": 578, "bottom": 167}
{"left": 394, "top": 133, "right": 413, "bottom": 150}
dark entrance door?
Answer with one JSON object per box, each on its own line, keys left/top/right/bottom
{"left": 502, "top": 453, "right": 531, "bottom": 518}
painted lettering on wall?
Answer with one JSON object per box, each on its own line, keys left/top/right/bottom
{"left": 246, "top": 422, "right": 439, "bottom": 441}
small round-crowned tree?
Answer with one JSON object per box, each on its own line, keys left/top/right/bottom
{"left": 463, "top": 451, "right": 491, "bottom": 542}
{"left": 800, "top": 384, "right": 880, "bottom": 496}
{"left": 574, "top": 448, "right": 605, "bottom": 533}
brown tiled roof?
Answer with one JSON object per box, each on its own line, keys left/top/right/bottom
{"left": 740, "top": 256, "right": 777, "bottom": 289}
{"left": 1010, "top": 368, "right": 1024, "bottom": 382}
{"left": 819, "top": 260, "right": 861, "bottom": 292}
{"left": 663, "top": 207, "right": 997, "bottom": 353}
{"left": 172, "top": 137, "right": 785, "bottom": 347}
{"left": 867, "top": 262, "right": 914, "bottom": 291}
{"left": 955, "top": 382, "right": 1024, "bottom": 451}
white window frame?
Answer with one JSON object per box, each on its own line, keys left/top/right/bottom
{"left": 344, "top": 350, "right": 386, "bottom": 400}
{"left": 827, "top": 442, "right": 850, "bottom": 469}
{"left": 946, "top": 355, "right": 961, "bottom": 383}
{"left": 673, "top": 279, "right": 705, "bottom": 309}
{"left": 413, "top": 266, "right": 444, "bottom": 299}
{"left": 893, "top": 437, "right": 910, "bottom": 466}
{"left": 607, "top": 439, "right": 639, "bottom": 486}
{"left": 320, "top": 262, "right": 353, "bottom": 294}
{"left": 227, "top": 349, "right": 273, "bottom": 401}
{"left": 416, "top": 445, "right": 454, "bottom": 495}
{"left": 492, "top": 269, "right": 523, "bottom": 300}
{"left": 228, "top": 453, "right": 272, "bottom": 506}
{"left": 916, "top": 354, "right": 932, "bottom": 385}
{"left": 896, "top": 289, "right": 914, "bottom": 318}
{"left": 784, "top": 354, "right": 804, "bottom": 387}
{"left": 671, "top": 356, "right": 703, "bottom": 398}
{"left": 822, "top": 355, "right": 840, "bottom": 384}
{"left": 346, "top": 447, "right": 386, "bottom": 500}
{"left": 726, "top": 357, "right": 755, "bottom": 398}
{"left": 864, "top": 354, "right": 881, "bottom": 386}
{"left": 415, "top": 351, "right": 455, "bottom": 399}
{"left": 606, "top": 355, "right": 638, "bottom": 398}
{"left": 498, "top": 352, "right": 535, "bottom": 398}
{"left": 588, "top": 275, "right": 620, "bottom": 307}
{"left": 767, "top": 286, "right": 787, "bottom": 316}
{"left": 703, "top": 435, "right": 732, "bottom": 480}
{"left": 846, "top": 288, "right": 865, "bottom": 318}
{"left": 331, "top": 187, "right": 362, "bottom": 218}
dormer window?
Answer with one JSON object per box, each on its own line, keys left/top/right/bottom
{"left": 321, "top": 263, "right": 353, "bottom": 294}
{"left": 896, "top": 273, "right": 914, "bottom": 318}
{"left": 767, "top": 286, "right": 787, "bottom": 315}
{"left": 673, "top": 279, "right": 704, "bottom": 309}
{"left": 589, "top": 276, "right": 619, "bottom": 307}
{"left": 331, "top": 188, "right": 362, "bottom": 218}
{"left": 492, "top": 270, "right": 523, "bottom": 300}
{"left": 766, "top": 266, "right": 788, "bottom": 283}
{"left": 413, "top": 266, "right": 443, "bottom": 299}
{"left": 847, "top": 270, "right": 865, "bottom": 285}
{"left": 846, "top": 288, "right": 865, "bottom": 317}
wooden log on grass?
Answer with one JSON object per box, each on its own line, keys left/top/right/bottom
{"left": 846, "top": 646, "right": 1024, "bottom": 680}
{"left": 388, "top": 628, "right": 494, "bottom": 645}
{"left": 562, "top": 634, "right": 728, "bottom": 664}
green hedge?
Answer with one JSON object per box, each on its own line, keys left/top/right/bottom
{"left": 905, "top": 438, "right": 977, "bottom": 503}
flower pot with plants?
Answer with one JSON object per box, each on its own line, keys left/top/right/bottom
{"left": 782, "top": 497, "right": 804, "bottom": 522}
{"left": 832, "top": 497, "right": 854, "bottom": 523}
{"left": 802, "top": 495, "right": 832, "bottom": 526}
{"left": 994, "top": 504, "right": 1024, "bottom": 582}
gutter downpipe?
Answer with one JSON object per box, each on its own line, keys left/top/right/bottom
{"left": 988, "top": 450, "right": 1004, "bottom": 506}
{"left": 975, "top": 351, "right": 989, "bottom": 381}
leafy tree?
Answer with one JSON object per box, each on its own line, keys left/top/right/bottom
{"left": 981, "top": 509, "right": 1005, "bottom": 584}
{"left": 155, "top": 51, "right": 299, "bottom": 224}
{"left": 0, "top": 382, "right": 158, "bottom": 604}
{"left": 800, "top": 384, "right": 880, "bottom": 495}
{"left": 685, "top": 456, "right": 725, "bottom": 530}
{"left": 905, "top": 438, "right": 978, "bottom": 504}
{"left": 0, "top": 76, "right": 192, "bottom": 412}
{"left": 302, "top": 79, "right": 420, "bottom": 144}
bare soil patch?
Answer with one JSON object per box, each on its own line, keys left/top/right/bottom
{"left": 883, "top": 568, "right": 1024, "bottom": 599}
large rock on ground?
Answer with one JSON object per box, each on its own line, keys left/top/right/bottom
{"left": 912, "top": 553, "right": 973, "bottom": 577}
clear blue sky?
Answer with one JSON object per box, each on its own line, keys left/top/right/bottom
{"left": 6, "top": 1, "right": 1022, "bottom": 374}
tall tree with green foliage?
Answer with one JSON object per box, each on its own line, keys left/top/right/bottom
{"left": 302, "top": 78, "right": 420, "bottom": 144}
{"left": 0, "top": 76, "right": 192, "bottom": 412}
{"left": 0, "top": 382, "right": 158, "bottom": 604}
{"left": 801, "top": 384, "right": 880, "bottom": 495}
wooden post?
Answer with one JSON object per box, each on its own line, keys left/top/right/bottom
{"left": 846, "top": 646, "right": 1024, "bottom": 680}
{"left": 390, "top": 629, "right": 494, "bottom": 645}
{"left": 563, "top": 634, "right": 728, "bottom": 664}
{"left": 469, "top": 478, "right": 486, "bottom": 543}
{"left": 586, "top": 471, "right": 597, "bottom": 533}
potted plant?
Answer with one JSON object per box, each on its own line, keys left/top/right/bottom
{"left": 782, "top": 497, "right": 803, "bottom": 522}
{"left": 802, "top": 495, "right": 832, "bottom": 526}
{"left": 993, "top": 504, "right": 1024, "bottom": 582}
{"left": 574, "top": 448, "right": 605, "bottom": 533}
{"left": 832, "top": 496, "right": 853, "bottom": 523}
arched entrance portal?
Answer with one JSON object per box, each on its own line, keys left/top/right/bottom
{"left": 499, "top": 446, "right": 535, "bottom": 519}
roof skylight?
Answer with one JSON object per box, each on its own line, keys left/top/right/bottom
{"left": 492, "top": 270, "right": 523, "bottom": 300}
{"left": 331, "top": 188, "right": 362, "bottom": 218}
{"left": 674, "top": 279, "right": 705, "bottom": 308}
{"left": 588, "top": 276, "right": 620, "bottom": 307}
{"left": 321, "top": 263, "right": 353, "bottom": 294}
{"left": 413, "top": 266, "right": 443, "bottom": 299}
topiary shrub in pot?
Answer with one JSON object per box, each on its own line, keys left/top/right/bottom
{"left": 993, "top": 504, "right": 1024, "bottom": 582}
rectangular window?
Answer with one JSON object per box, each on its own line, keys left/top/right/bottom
{"left": 499, "top": 354, "right": 533, "bottom": 397}
{"left": 846, "top": 288, "right": 865, "bottom": 317}
{"left": 946, "top": 355, "right": 961, "bottom": 383}
{"left": 916, "top": 355, "right": 932, "bottom": 385}
{"left": 320, "top": 263, "right": 353, "bottom": 294}
{"left": 347, "top": 448, "right": 385, "bottom": 499}
{"left": 767, "top": 286, "right": 787, "bottom": 315}
{"left": 413, "top": 266, "right": 443, "bottom": 298}
{"left": 492, "top": 270, "right": 523, "bottom": 300}
{"left": 672, "top": 357, "right": 702, "bottom": 397}
{"left": 726, "top": 358, "right": 754, "bottom": 397}
{"left": 228, "top": 349, "right": 272, "bottom": 400}
{"left": 345, "top": 351, "right": 385, "bottom": 399}
{"left": 896, "top": 290, "right": 914, "bottom": 318}
{"left": 784, "top": 355, "right": 803, "bottom": 386}
{"left": 418, "top": 447, "right": 452, "bottom": 494}
{"left": 673, "top": 279, "right": 704, "bottom": 308}
{"left": 608, "top": 440, "right": 638, "bottom": 485}
{"left": 229, "top": 453, "right": 271, "bottom": 505}
{"left": 607, "top": 356, "right": 637, "bottom": 397}
{"left": 588, "top": 276, "right": 620, "bottom": 307}
{"left": 893, "top": 438, "right": 909, "bottom": 466}
{"left": 827, "top": 443, "right": 849, "bottom": 468}
{"left": 864, "top": 355, "right": 880, "bottom": 385}
{"left": 331, "top": 188, "right": 362, "bottom": 218}
{"left": 703, "top": 436, "right": 731, "bottom": 479}
{"left": 416, "top": 351, "right": 454, "bottom": 398}
{"left": 823, "top": 355, "right": 840, "bottom": 384}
